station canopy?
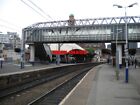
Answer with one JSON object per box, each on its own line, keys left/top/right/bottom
{"left": 48, "top": 43, "right": 88, "bottom": 55}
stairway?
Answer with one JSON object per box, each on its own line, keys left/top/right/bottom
{"left": 35, "top": 43, "right": 50, "bottom": 63}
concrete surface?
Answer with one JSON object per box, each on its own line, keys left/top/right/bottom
{"left": 60, "top": 64, "right": 140, "bottom": 105}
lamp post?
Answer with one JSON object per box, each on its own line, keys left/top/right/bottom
{"left": 115, "top": 28, "right": 122, "bottom": 80}
{"left": 113, "top": 2, "right": 138, "bottom": 83}
{"left": 21, "top": 29, "right": 25, "bottom": 69}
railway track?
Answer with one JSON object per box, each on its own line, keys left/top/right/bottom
{"left": 0, "top": 63, "right": 100, "bottom": 105}
{"left": 0, "top": 66, "right": 78, "bottom": 98}
{"left": 27, "top": 67, "right": 90, "bottom": 105}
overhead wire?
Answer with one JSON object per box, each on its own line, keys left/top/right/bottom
{"left": 0, "top": 18, "right": 21, "bottom": 34}
{"left": 20, "top": 0, "right": 53, "bottom": 21}
{"left": 0, "top": 0, "right": 53, "bottom": 34}
{"left": 0, "top": 18, "right": 21, "bottom": 29}
{"left": 27, "top": 0, "right": 53, "bottom": 20}
{"left": 0, "top": 24, "right": 21, "bottom": 33}
{"left": 20, "top": 0, "right": 48, "bottom": 20}
{"left": 1, "top": 0, "right": 53, "bottom": 34}
{"left": 0, "top": 18, "right": 22, "bottom": 35}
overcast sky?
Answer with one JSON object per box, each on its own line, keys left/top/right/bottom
{"left": 0, "top": 0, "right": 140, "bottom": 36}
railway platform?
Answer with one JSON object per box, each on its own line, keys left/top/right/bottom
{"left": 0, "top": 62, "right": 72, "bottom": 76}
{"left": 60, "top": 64, "right": 140, "bottom": 105}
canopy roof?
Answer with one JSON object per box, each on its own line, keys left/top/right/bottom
{"left": 48, "top": 43, "right": 87, "bottom": 55}
{"left": 48, "top": 43, "right": 84, "bottom": 52}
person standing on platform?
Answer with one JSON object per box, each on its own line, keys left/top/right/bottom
{"left": 0, "top": 57, "right": 4, "bottom": 69}
{"left": 135, "top": 58, "right": 137, "bottom": 68}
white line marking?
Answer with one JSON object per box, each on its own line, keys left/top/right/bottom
{"left": 59, "top": 68, "right": 93, "bottom": 105}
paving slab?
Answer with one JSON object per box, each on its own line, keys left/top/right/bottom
{"left": 0, "top": 62, "right": 72, "bottom": 76}
{"left": 60, "top": 64, "right": 140, "bottom": 105}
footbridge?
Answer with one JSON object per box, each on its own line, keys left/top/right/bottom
{"left": 23, "top": 16, "right": 140, "bottom": 43}
{"left": 21, "top": 16, "right": 140, "bottom": 67}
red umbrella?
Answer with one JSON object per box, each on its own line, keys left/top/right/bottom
{"left": 52, "top": 50, "right": 67, "bottom": 55}
{"left": 68, "top": 49, "right": 88, "bottom": 55}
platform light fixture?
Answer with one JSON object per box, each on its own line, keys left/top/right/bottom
{"left": 113, "top": 2, "right": 138, "bottom": 83}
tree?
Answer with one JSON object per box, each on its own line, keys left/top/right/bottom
{"left": 85, "top": 48, "right": 94, "bottom": 55}
{"left": 85, "top": 48, "right": 95, "bottom": 62}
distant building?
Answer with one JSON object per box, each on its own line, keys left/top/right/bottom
{"left": 7, "top": 32, "right": 21, "bottom": 49}
{"left": 0, "top": 32, "right": 21, "bottom": 62}
{"left": 129, "top": 42, "right": 137, "bottom": 49}
{"left": 0, "top": 32, "right": 21, "bottom": 49}
{"left": 0, "top": 33, "right": 10, "bottom": 44}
